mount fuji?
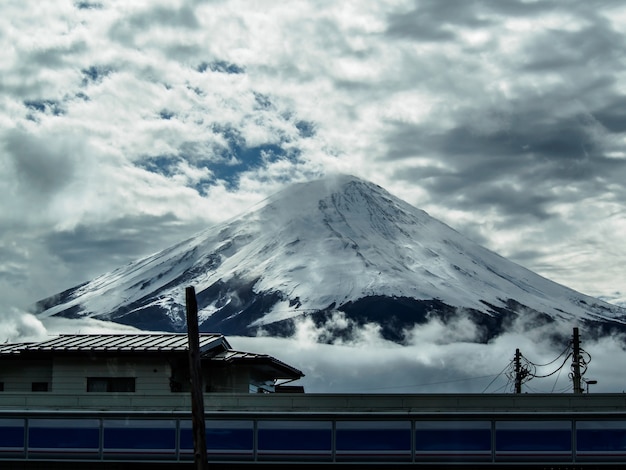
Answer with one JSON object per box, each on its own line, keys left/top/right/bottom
{"left": 33, "top": 175, "right": 626, "bottom": 342}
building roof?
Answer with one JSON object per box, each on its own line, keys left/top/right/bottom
{"left": 4, "top": 333, "right": 230, "bottom": 355}
{"left": 0, "top": 342, "right": 31, "bottom": 355}
{"left": 209, "top": 349, "right": 304, "bottom": 380}
{"left": 0, "top": 333, "right": 304, "bottom": 381}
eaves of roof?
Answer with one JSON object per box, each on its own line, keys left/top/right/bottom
{"left": 208, "top": 349, "right": 305, "bottom": 380}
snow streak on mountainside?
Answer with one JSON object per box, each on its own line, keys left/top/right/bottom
{"left": 34, "top": 175, "right": 626, "bottom": 339}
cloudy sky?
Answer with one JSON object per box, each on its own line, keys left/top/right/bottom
{"left": 2, "top": 1, "right": 626, "bottom": 391}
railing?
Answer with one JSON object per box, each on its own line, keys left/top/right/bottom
{"left": 0, "top": 392, "right": 625, "bottom": 413}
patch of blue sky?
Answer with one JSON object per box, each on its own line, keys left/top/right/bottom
{"left": 206, "top": 143, "right": 300, "bottom": 190}
{"left": 196, "top": 60, "right": 245, "bottom": 75}
{"left": 137, "top": 156, "right": 180, "bottom": 179}
{"left": 75, "top": 1, "right": 102, "bottom": 9}
{"left": 253, "top": 92, "right": 272, "bottom": 110}
{"left": 75, "top": 92, "right": 90, "bottom": 102}
{"left": 295, "top": 120, "right": 316, "bottom": 138}
{"left": 139, "top": 143, "right": 301, "bottom": 192}
{"left": 159, "top": 109, "right": 176, "bottom": 120}
{"left": 136, "top": 155, "right": 211, "bottom": 194}
{"left": 81, "top": 65, "right": 113, "bottom": 85}
{"left": 24, "top": 99, "right": 65, "bottom": 118}
{"left": 139, "top": 119, "right": 304, "bottom": 191}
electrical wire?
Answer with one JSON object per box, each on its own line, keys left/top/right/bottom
{"left": 361, "top": 374, "right": 501, "bottom": 392}
{"left": 525, "top": 343, "right": 572, "bottom": 368}
{"left": 489, "top": 331, "right": 593, "bottom": 394}
{"left": 490, "top": 382, "right": 510, "bottom": 393}
{"left": 554, "top": 383, "right": 573, "bottom": 394}
{"left": 482, "top": 359, "right": 514, "bottom": 393}
{"left": 531, "top": 352, "right": 572, "bottom": 379}
{"left": 550, "top": 354, "right": 566, "bottom": 393}
{"left": 505, "top": 351, "right": 535, "bottom": 389}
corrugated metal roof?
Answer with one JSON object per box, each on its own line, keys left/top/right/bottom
{"left": 0, "top": 342, "right": 32, "bottom": 355}
{"left": 209, "top": 349, "right": 304, "bottom": 379}
{"left": 17, "top": 333, "right": 228, "bottom": 354}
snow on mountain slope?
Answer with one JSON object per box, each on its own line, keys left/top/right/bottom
{"left": 33, "top": 174, "right": 626, "bottom": 336}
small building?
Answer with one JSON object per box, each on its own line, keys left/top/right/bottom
{"left": 0, "top": 333, "right": 304, "bottom": 399}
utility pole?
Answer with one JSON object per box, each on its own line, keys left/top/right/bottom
{"left": 572, "top": 327, "right": 583, "bottom": 394}
{"left": 186, "top": 286, "right": 208, "bottom": 470}
{"left": 514, "top": 348, "right": 522, "bottom": 394}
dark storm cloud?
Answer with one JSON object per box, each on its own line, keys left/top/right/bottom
{"left": 0, "top": 246, "right": 28, "bottom": 285}
{"left": 520, "top": 17, "right": 622, "bottom": 72}
{"left": 385, "top": 86, "right": 626, "bottom": 219}
{"left": 382, "top": 0, "right": 626, "bottom": 222}
{"left": 381, "top": 9, "right": 626, "bottom": 182}
{"left": 385, "top": 0, "right": 548, "bottom": 42}
{"left": 386, "top": 1, "right": 488, "bottom": 41}
{"left": 4, "top": 129, "right": 78, "bottom": 196}
{"left": 594, "top": 96, "right": 626, "bottom": 133}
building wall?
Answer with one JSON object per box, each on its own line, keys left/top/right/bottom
{"left": 52, "top": 355, "right": 173, "bottom": 394}
{"left": 0, "top": 355, "right": 260, "bottom": 397}
{"left": 206, "top": 366, "right": 251, "bottom": 393}
{"left": 0, "top": 359, "right": 53, "bottom": 392}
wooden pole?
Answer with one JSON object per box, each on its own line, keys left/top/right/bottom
{"left": 514, "top": 348, "right": 522, "bottom": 394}
{"left": 186, "top": 286, "right": 208, "bottom": 470}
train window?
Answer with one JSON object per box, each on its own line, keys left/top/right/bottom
{"left": 28, "top": 419, "right": 100, "bottom": 454}
{"left": 0, "top": 418, "right": 24, "bottom": 449}
{"left": 257, "top": 421, "right": 332, "bottom": 460}
{"left": 415, "top": 421, "right": 492, "bottom": 451}
{"left": 180, "top": 420, "right": 254, "bottom": 449}
{"left": 577, "top": 421, "right": 626, "bottom": 452}
{"left": 180, "top": 420, "right": 254, "bottom": 460}
{"left": 103, "top": 419, "right": 176, "bottom": 451}
{"left": 336, "top": 421, "right": 411, "bottom": 461}
{"left": 495, "top": 421, "right": 571, "bottom": 453}
{"left": 87, "top": 377, "right": 135, "bottom": 392}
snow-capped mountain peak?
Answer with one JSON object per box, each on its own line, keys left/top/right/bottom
{"left": 34, "top": 174, "right": 626, "bottom": 339}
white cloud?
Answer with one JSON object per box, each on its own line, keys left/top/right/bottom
{"left": 233, "top": 313, "right": 626, "bottom": 394}
{"left": 0, "top": 308, "right": 47, "bottom": 343}
{"left": 0, "top": 0, "right": 625, "bottom": 394}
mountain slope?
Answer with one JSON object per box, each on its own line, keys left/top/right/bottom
{"left": 34, "top": 175, "right": 626, "bottom": 339}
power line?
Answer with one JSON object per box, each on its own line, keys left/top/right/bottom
{"left": 550, "top": 355, "right": 567, "bottom": 393}
{"left": 525, "top": 343, "right": 571, "bottom": 368}
{"left": 362, "top": 374, "right": 503, "bottom": 392}
{"left": 482, "top": 360, "right": 514, "bottom": 393}
{"left": 531, "top": 352, "right": 572, "bottom": 379}
{"left": 502, "top": 327, "right": 593, "bottom": 394}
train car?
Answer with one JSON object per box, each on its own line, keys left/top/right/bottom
{"left": 1, "top": 402, "right": 626, "bottom": 468}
